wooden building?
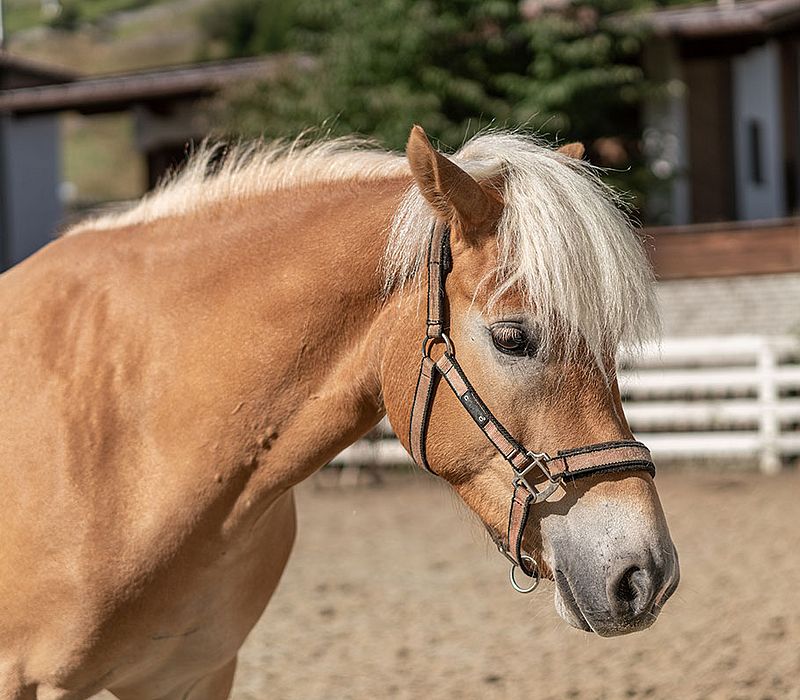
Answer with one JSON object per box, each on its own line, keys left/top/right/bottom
{"left": 632, "top": 0, "right": 800, "bottom": 225}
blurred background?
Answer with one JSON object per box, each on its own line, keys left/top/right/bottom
{"left": 0, "top": 1, "right": 798, "bottom": 698}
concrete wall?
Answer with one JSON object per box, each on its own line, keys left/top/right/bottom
{"left": 0, "top": 113, "right": 62, "bottom": 270}
{"left": 658, "top": 272, "right": 800, "bottom": 337}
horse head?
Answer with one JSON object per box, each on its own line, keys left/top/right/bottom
{"left": 381, "top": 126, "right": 679, "bottom": 636}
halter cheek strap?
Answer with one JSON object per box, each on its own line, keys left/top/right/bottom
{"left": 408, "top": 221, "right": 656, "bottom": 592}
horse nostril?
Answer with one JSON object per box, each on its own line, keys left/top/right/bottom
{"left": 610, "top": 564, "right": 656, "bottom": 618}
{"left": 616, "top": 566, "right": 640, "bottom": 604}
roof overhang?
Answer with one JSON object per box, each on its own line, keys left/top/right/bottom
{"left": 620, "top": 0, "right": 800, "bottom": 40}
{"left": 0, "top": 54, "right": 312, "bottom": 115}
{"left": 0, "top": 50, "right": 77, "bottom": 87}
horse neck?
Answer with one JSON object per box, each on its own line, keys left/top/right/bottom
{"left": 154, "top": 176, "right": 415, "bottom": 492}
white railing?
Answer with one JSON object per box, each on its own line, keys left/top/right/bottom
{"left": 620, "top": 335, "right": 800, "bottom": 473}
{"left": 333, "top": 335, "right": 800, "bottom": 474}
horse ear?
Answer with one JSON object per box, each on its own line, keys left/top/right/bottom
{"left": 406, "top": 125, "right": 495, "bottom": 229}
{"left": 558, "top": 142, "right": 585, "bottom": 160}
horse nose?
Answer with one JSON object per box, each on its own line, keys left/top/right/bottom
{"left": 607, "top": 561, "right": 661, "bottom": 622}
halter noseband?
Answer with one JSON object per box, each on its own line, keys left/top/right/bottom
{"left": 408, "top": 222, "right": 656, "bottom": 593}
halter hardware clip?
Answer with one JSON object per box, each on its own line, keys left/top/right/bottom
{"left": 509, "top": 555, "right": 540, "bottom": 594}
{"left": 514, "top": 452, "right": 562, "bottom": 504}
{"left": 422, "top": 331, "right": 454, "bottom": 358}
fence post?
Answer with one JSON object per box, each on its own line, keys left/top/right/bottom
{"left": 758, "top": 340, "right": 781, "bottom": 474}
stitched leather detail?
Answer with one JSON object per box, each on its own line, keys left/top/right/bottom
{"left": 546, "top": 444, "right": 655, "bottom": 480}
{"left": 425, "top": 223, "right": 450, "bottom": 340}
{"left": 508, "top": 483, "right": 535, "bottom": 576}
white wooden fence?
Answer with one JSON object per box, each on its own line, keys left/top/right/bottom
{"left": 333, "top": 335, "right": 800, "bottom": 474}
{"left": 620, "top": 335, "right": 800, "bottom": 473}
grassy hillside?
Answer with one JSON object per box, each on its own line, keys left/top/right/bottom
{"left": 6, "top": 0, "right": 218, "bottom": 73}
{"left": 5, "top": 0, "right": 161, "bottom": 34}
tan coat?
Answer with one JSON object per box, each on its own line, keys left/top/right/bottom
{"left": 0, "top": 128, "right": 677, "bottom": 699}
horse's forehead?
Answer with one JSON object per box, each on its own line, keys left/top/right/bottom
{"left": 451, "top": 254, "right": 527, "bottom": 312}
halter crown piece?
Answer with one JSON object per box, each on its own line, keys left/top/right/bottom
{"left": 408, "top": 222, "right": 656, "bottom": 593}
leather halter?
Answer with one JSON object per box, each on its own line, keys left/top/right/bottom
{"left": 408, "top": 221, "right": 656, "bottom": 593}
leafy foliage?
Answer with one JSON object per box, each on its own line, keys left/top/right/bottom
{"left": 46, "top": 0, "right": 155, "bottom": 29}
{"left": 205, "top": 0, "right": 697, "bottom": 209}
{"left": 197, "top": 0, "right": 297, "bottom": 56}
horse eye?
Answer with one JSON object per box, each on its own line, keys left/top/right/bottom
{"left": 490, "top": 323, "right": 535, "bottom": 356}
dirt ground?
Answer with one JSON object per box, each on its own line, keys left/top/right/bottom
{"left": 217, "top": 468, "right": 800, "bottom": 700}
{"left": 87, "top": 468, "right": 799, "bottom": 699}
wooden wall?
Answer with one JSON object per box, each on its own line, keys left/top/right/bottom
{"left": 683, "top": 56, "right": 736, "bottom": 223}
{"left": 646, "top": 218, "right": 800, "bottom": 280}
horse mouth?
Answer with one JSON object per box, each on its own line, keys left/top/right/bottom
{"left": 554, "top": 566, "right": 672, "bottom": 638}
{"left": 554, "top": 569, "right": 593, "bottom": 633}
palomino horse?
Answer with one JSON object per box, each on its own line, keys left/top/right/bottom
{"left": 0, "top": 126, "right": 679, "bottom": 699}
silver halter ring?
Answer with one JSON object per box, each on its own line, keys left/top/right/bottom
{"left": 422, "top": 332, "right": 454, "bottom": 358}
{"left": 509, "top": 555, "right": 540, "bottom": 594}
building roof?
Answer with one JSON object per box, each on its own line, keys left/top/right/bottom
{"left": 624, "top": 0, "right": 800, "bottom": 39}
{"left": 0, "top": 54, "right": 311, "bottom": 115}
{"left": 0, "top": 51, "right": 76, "bottom": 89}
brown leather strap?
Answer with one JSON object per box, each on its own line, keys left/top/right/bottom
{"left": 507, "top": 483, "right": 535, "bottom": 576}
{"left": 426, "top": 222, "right": 450, "bottom": 339}
{"left": 409, "top": 221, "right": 450, "bottom": 473}
{"left": 547, "top": 441, "right": 654, "bottom": 480}
{"left": 435, "top": 353, "right": 534, "bottom": 471}
{"left": 409, "top": 356, "right": 438, "bottom": 474}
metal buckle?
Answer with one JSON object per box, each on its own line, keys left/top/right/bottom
{"left": 494, "top": 539, "right": 519, "bottom": 567}
{"left": 514, "top": 451, "right": 562, "bottom": 504}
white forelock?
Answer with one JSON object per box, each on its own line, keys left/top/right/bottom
{"left": 384, "top": 131, "right": 659, "bottom": 360}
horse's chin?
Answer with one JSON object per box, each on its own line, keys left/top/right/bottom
{"left": 553, "top": 570, "right": 594, "bottom": 634}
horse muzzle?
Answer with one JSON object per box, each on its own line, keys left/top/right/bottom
{"left": 552, "top": 542, "right": 680, "bottom": 637}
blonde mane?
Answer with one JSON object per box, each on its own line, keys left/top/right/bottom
{"left": 387, "top": 132, "right": 659, "bottom": 359}
{"left": 76, "top": 131, "right": 658, "bottom": 359}
{"left": 77, "top": 137, "right": 408, "bottom": 232}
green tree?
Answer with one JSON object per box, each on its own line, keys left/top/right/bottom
{"left": 204, "top": 0, "right": 696, "bottom": 208}
{"left": 198, "top": 0, "right": 297, "bottom": 56}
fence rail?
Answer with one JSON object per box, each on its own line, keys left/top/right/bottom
{"left": 333, "top": 335, "right": 800, "bottom": 474}
{"left": 620, "top": 335, "right": 800, "bottom": 473}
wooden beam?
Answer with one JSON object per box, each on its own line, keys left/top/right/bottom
{"left": 645, "top": 218, "right": 800, "bottom": 279}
